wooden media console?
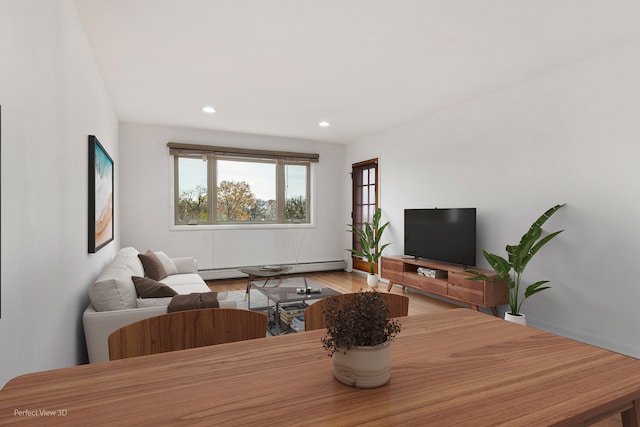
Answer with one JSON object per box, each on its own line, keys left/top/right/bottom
{"left": 381, "top": 255, "right": 508, "bottom": 316}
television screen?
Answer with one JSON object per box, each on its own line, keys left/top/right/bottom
{"left": 404, "top": 208, "right": 476, "bottom": 266}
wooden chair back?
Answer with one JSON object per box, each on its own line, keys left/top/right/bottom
{"left": 108, "top": 308, "right": 268, "bottom": 360}
{"left": 304, "top": 292, "right": 409, "bottom": 331}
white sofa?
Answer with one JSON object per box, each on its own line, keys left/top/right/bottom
{"left": 83, "top": 247, "right": 236, "bottom": 363}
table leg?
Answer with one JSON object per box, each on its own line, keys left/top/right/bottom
{"left": 622, "top": 398, "right": 640, "bottom": 427}
{"left": 246, "top": 275, "right": 279, "bottom": 293}
{"left": 245, "top": 275, "right": 256, "bottom": 293}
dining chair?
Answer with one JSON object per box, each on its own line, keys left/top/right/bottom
{"left": 304, "top": 292, "right": 409, "bottom": 331}
{"left": 108, "top": 308, "right": 268, "bottom": 360}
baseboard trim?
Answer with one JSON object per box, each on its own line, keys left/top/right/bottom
{"left": 199, "top": 260, "right": 347, "bottom": 281}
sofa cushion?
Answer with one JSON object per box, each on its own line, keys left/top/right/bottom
{"left": 136, "top": 297, "right": 174, "bottom": 308}
{"left": 162, "top": 273, "right": 210, "bottom": 294}
{"left": 154, "top": 251, "right": 179, "bottom": 276}
{"left": 132, "top": 276, "right": 178, "bottom": 298}
{"left": 89, "top": 248, "right": 142, "bottom": 311}
{"left": 121, "top": 250, "right": 145, "bottom": 277}
{"left": 138, "top": 251, "right": 168, "bottom": 280}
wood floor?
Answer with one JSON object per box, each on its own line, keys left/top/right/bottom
{"left": 208, "top": 270, "right": 621, "bottom": 427}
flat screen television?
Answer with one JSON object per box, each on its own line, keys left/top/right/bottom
{"left": 404, "top": 208, "right": 476, "bottom": 267}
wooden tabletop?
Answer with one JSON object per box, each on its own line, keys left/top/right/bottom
{"left": 1, "top": 309, "right": 639, "bottom": 426}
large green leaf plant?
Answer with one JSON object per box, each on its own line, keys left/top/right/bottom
{"left": 347, "top": 208, "right": 390, "bottom": 275}
{"left": 469, "top": 204, "right": 565, "bottom": 315}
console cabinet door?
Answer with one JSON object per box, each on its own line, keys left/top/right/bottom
{"left": 404, "top": 273, "right": 448, "bottom": 295}
{"left": 447, "top": 271, "right": 484, "bottom": 306}
{"left": 381, "top": 257, "right": 403, "bottom": 283}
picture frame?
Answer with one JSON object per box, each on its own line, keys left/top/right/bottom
{"left": 88, "top": 135, "right": 114, "bottom": 253}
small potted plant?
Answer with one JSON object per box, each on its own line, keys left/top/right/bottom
{"left": 347, "top": 208, "right": 390, "bottom": 288}
{"left": 321, "top": 291, "right": 401, "bottom": 388}
{"left": 468, "top": 204, "right": 565, "bottom": 325}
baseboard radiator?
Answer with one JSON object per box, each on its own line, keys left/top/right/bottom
{"left": 199, "top": 260, "right": 347, "bottom": 281}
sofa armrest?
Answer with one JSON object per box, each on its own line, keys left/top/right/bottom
{"left": 83, "top": 304, "right": 168, "bottom": 363}
{"left": 84, "top": 298, "right": 236, "bottom": 364}
{"left": 172, "top": 257, "right": 198, "bottom": 274}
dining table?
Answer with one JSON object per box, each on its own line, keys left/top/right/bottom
{"left": 1, "top": 308, "right": 639, "bottom": 426}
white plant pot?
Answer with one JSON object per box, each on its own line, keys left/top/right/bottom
{"left": 332, "top": 340, "right": 391, "bottom": 388}
{"left": 367, "top": 273, "right": 379, "bottom": 288}
{"left": 504, "top": 312, "right": 527, "bottom": 326}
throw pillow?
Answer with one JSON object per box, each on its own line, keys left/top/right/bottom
{"left": 132, "top": 276, "right": 178, "bottom": 298}
{"left": 138, "top": 251, "right": 168, "bottom": 281}
{"left": 154, "top": 251, "right": 179, "bottom": 276}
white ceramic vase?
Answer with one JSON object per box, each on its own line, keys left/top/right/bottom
{"left": 504, "top": 312, "right": 527, "bottom": 326}
{"left": 367, "top": 273, "right": 379, "bottom": 288}
{"left": 332, "top": 340, "right": 391, "bottom": 388}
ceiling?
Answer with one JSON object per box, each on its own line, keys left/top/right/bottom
{"left": 74, "top": 0, "right": 640, "bottom": 144}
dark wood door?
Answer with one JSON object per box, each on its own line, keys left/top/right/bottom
{"left": 351, "top": 159, "right": 378, "bottom": 274}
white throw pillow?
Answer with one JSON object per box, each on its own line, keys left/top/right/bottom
{"left": 154, "top": 251, "right": 179, "bottom": 276}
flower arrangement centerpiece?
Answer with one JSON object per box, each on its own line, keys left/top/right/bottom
{"left": 321, "top": 291, "right": 401, "bottom": 388}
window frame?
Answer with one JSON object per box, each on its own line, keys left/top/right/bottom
{"left": 172, "top": 152, "right": 312, "bottom": 227}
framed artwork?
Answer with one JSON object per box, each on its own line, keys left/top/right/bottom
{"left": 88, "top": 135, "right": 114, "bottom": 253}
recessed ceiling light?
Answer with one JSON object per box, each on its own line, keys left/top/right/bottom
{"left": 318, "top": 121, "right": 330, "bottom": 127}
{"left": 202, "top": 106, "right": 216, "bottom": 114}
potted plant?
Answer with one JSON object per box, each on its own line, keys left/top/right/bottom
{"left": 468, "top": 204, "right": 565, "bottom": 325}
{"left": 321, "top": 291, "right": 402, "bottom": 388}
{"left": 347, "top": 208, "right": 390, "bottom": 288}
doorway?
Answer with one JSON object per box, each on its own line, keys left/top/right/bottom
{"left": 351, "top": 158, "right": 378, "bottom": 274}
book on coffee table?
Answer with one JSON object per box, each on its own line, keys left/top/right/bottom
{"left": 296, "top": 287, "right": 321, "bottom": 294}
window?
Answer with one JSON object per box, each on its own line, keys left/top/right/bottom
{"left": 170, "top": 143, "right": 316, "bottom": 226}
{"left": 176, "top": 157, "right": 209, "bottom": 223}
{"left": 284, "top": 163, "right": 309, "bottom": 222}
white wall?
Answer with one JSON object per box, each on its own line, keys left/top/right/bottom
{"left": 118, "top": 123, "right": 347, "bottom": 273}
{"left": 0, "top": 0, "right": 118, "bottom": 387}
{"left": 347, "top": 41, "right": 640, "bottom": 357}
